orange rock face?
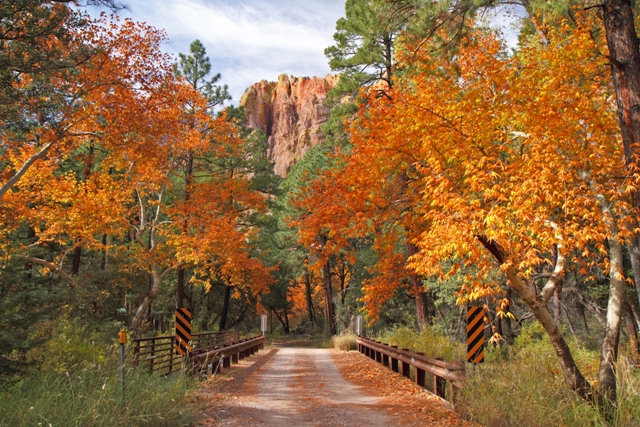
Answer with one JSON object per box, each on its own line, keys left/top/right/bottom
{"left": 240, "top": 74, "right": 338, "bottom": 177}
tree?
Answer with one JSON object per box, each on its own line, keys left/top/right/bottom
{"left": 172, "top": 39, "right": 232, "bottom": 310}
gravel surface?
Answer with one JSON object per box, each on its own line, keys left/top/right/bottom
{"left": 195, "top": 346, "right": 475, "bottom": 427}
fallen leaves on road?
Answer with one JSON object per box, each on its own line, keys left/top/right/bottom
{"left": 331, "top": 350, "right": 477, "bottom": 427}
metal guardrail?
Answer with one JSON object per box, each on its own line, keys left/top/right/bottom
{"left": 189, "top": 335, "right": 265, "bottom": 374}
{"left": 357, "top": 335, "right": 465, "bottom": 404}
{"left": 132, "top": 330, "right": 241, "bottom": 375}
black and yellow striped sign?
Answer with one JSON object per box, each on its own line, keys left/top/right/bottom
{"left": 175, "top": 308, "right": 192, "bottom": 356}
{"left": 467, "top": 306, "right": 485, "bottom": 363}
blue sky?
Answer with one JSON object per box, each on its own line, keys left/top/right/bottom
{"left": 89, "top": 1, "right": 523, "bottom": 106}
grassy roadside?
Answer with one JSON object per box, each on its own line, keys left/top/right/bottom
{"left": 352, "top": 325, "right": 640, "bottom": 427}
{"left": 0, "top": 321, "right": 198, "bottom": 427}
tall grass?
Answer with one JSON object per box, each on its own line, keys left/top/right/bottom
{"left": 332, "top": 332, "right": 358, "bottom": 351}
{"left": 0, "top": 364, "right": 195, "bottom": 427}
{"left": 379, "top": 325, "right": 465, "bottom": 360}
{"left": 0, "top": 321, "right": 196, "bottom": 426}
{"left": 381, "top": 323, "right": 640, "bottom": 427}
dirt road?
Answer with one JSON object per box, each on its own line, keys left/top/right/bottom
{"left": 196, "top": 346, "right": 474, "bottom": 427}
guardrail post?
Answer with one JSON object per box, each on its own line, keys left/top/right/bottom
{"left": 149, "top": 339, "right": 156, "bottom": 374}
{"left": 223, "top": 355, "right": 231, "bottom": 369}
{"left": 232, "top": 352, "right": 239, "bottom": 364}
{"left": 391, "top": 346, "right": 399, "bottom": 372}
{"left": 434, "top": 358, "right": 446, "bottom": 398}
{"left": 133, "top": 340, "right": 140, "bottom": 367}
{"left": 415, "top": 353, "right": 426, "bottom": 387}
{"left": 401, "top": 349, "right": 411, "bottom": 378}
{"left": 169, "top": 336, "right": 175, "bottom": 374}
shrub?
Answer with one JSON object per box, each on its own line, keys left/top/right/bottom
{"left": 332, "top": 333, "right": 358, "bottom": 351}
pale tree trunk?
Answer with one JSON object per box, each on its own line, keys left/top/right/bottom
{"left": 133, "top": 267, "right": 163, "bottom": 329}
{"left": 583, "top": 172, "right": 629, "bottom": 405}
{"left": 599, "top": 234, "right": 625, "bottom": 403}
{"left": 476, "top": 236, "right": 595, "bottom": 402}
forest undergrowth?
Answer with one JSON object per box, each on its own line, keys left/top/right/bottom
{"left": 0, "top": 320, "right": 196, "bottom": 427}
{"left": 378, "top": 325, "right": 640, "bottom": 427}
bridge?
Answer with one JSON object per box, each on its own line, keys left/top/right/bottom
{"left": 131, "top": 331, "right": 473, "bottom": 426}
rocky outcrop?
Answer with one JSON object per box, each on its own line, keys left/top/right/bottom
{"left": 240, "top": 74, "right": 338, "bottom": 177}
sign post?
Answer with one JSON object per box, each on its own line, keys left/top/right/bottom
{"left": 260, "top": 314, "right": 267, "bottom": 335}
{"left": 466, "top": 306, "right": 485, "bottom": 365}
{"left": 118, "top": 329, "right": 126, "bottom": 406}
{"left": 175, "top": 308, "right": 192, "bottom": 356}
{"left": 355, "top": 315, "right": 363, "bottom": 336}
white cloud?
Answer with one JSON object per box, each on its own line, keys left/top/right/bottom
{"left": 120, "top": 0, "right": 345, "bottom": 104}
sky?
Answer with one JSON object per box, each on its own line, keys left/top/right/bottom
{"left": 97, "top": 0, "right": 346, "bottom": 105}
{"left": 88, "top": 0, "right": 524, "bottom": 107}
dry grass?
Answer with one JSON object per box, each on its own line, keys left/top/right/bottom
{"left": 332, "top": 333, "right": 358, "bottom": 351}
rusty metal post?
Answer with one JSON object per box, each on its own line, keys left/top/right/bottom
{"left": 169, "top": 336, "right": 174, "bottom": 374}
{"left": 415, "top": 352, "right": 426, "bottom": 387}
{"left": 434, "top": 358, "right": 446, "bottom": 398}
{"left": 401, "top": 349, "right": 411, "bottom": 378}
{"left": 416, "top": 368, "right": 426, "bottom": 387}
{"left": 232, "top": 352, "right": 239, "bottom": 364}
{"left": 434, "top": 375, "right": 446, "bottom": 398}
{"left": 223, "top": 356, "right": 231, "bottom": 369}
{"left": 376, "top": 350, "right": 382, "bottom": 363}
{"left": 391, "top": 346, "right": 399, "bottom": 372}
{"left": 149, "top": 339, "right": 156, "bottom": 374}
{"left": 382, "top": 353, "right": 389, "bottom": 367}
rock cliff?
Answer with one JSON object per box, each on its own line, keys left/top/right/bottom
{"left": 240, "top": 74, "right": 338, "bottom": 177}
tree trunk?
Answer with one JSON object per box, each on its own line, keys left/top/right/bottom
{"left": 598, "top": 235, "right": 626, "bottom": 404}
{"left": 273, "top": 309, "right": 290, "bottom": 334}
{"left": 602, "top": 0, "right": 640, "bottom": 306}
{"left": 304, "top": 271, "right": 315, "bottom": 324}
{"left": 322, "top": 259, "right": 336, "bottom": 334}
{"left": 624, "top": 301, "right": 640, "bottom": 367}
{"left": 132, "top": 268, "right": 163, "bottom": 330}
{"left": 71, "top": 246, "right": 81, "bottom": 275}
{"left": 219, "top": 285, "right": 231, "bottom": 331}
{"left": 177, "top": 154, "right": 194, "bottom": 309}
{"left": 177, "top": 268, "right": 186, "bottom": 309}
{"left": 503, "top": 287, "right": 514, "bottom": 344}
{"left": 408, "top": 243, "right": 430, "bottom": 330}
{"left": 100, "top": 234, "right": 108, "bottom": 270}
{"left": 477, "top": 236, "right": 595, "bottom": 402}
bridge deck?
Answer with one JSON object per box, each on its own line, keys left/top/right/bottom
{"left": 196, "top": 346, "right": 475, "bottom": 426}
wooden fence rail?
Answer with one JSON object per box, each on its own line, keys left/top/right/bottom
{"left": 132, "top": 330, "right": 241, "bottom": 375}
{"left": 357, "top": 336, "right": 465, "bottom": 404}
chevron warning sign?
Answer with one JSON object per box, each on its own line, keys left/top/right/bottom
{"left": 175, "top": 308, "right": 192, "bottom": 356}
{"left": 467, "top": 306, "right": 485, "bottom": 364}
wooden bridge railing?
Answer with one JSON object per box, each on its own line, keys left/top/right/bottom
{"left": 357, "top": 335, "right": 465, "bottom": 404}
{"left": 132, "top": 330, "right": 241, "bottom": 375}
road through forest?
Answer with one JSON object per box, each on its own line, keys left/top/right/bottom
{"left": 196, "top": 346, "right": 475, "bottom": 427}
